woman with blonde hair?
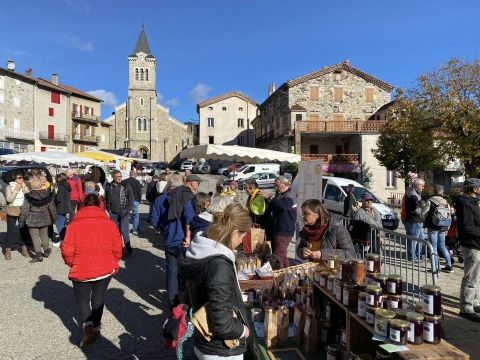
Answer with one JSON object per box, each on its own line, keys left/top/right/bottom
{"left": 179, "top": 203, "right": 251, "bottom": 359}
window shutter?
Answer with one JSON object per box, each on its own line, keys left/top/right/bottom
{"left": 365, "top": 88, "right": 374, "bottom": 103}
{"left": 310, "top": 86, "right": 319, "bottom": 101}
{"left": 48, "top": 108, "right": 54, "bottom": 116}
{"left": 333, "top": 87, "right": 343, "bottom": 102}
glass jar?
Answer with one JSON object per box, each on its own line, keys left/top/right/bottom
{"left": 358, "top": 292, "right": 367, "bottom": 318}
{"left": 337, "top": 260, "right": 351, "bottom": 281}
{"left": 374, "top": 309, "right": 396, "bottom": 337}
{"left": 389, "top": 319, "right": 408, "bottom": 345}
{"left": 365, "top": 272, "right": 378, "bottom": 286}
{"left": 319, "top": 271, "right": 330, "bottom": 288}
{"left": 366, "top": 285, "right": 383, "bottom": 307}
{"left": 366, "top": 253, "right": 381, "bottom": 273}
{"left": 314, "top": 269, "right": 322, "bottom": 283}
{"left": 325, "top": 300, "right": 333, "bottom": 321}
{"left": 374, "top": 273, "right": 388, "bottom": 293}
{"left": 334, "top": 279, "right": 343, "bottom": 302}
{"left": 407, "top": 311, "right": 424, "bottom": 345}
{"left": 395, "top": 308, "right": 409, "bottom": 320}
{"left": 351, "top": 259, "right": 366, "bottom": 284}
{"left": 327, "top": 343, "right": 341, "bottom": 360}
{"left": 357, "top": 281, "right": 367, "bottom": 293}
{"left": 386, "top": 295, "right": 403, "bottom": 311}
{"left": 387, "top": 274, "right": 403, "bottom": 295}
{"left": 366, "top": 306, "right": 379, "bottom": 325}
{"left": 421, "top": 285, "right": 442, "bottom": 316}
{"left": 328, "top": 254, "right": 339, "bottom": 271}
{"left": 327, "top": 274, "right": 335, "bottom": 292}
{"left": 321, "top": 321, "right": 335, "bottom": 345}
{"left": 423, "top": 315, "right": 441, "bottom": 344}
{"left": 343, "top": 282, "right": 357, "bottom": 307}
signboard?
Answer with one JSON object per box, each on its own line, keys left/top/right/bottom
{"left": 116, "top": 159, "right": 131, "bottom": 180}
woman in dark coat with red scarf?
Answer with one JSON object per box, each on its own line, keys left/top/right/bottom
{"left": 297, "top": 199, "right": 355, "bottom": 261}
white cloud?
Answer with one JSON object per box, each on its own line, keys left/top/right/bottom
{"left": 189, "top": 83, "right": 212, "bottom": 103}
{"left": 86, "top": 90, "right": 118, "bottom": 107}
{"left": 66, "top": 0, "right": 90, "bottom": 13}
{"left": 57, "top": 35, "right": 94, "bottom": 52}
{"left": 158, "top": 93, "right": 180, "bottom": 107}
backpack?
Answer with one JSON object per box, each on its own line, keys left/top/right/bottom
{"left": 146, "top": 181, "right": 159, "bottom": 202}
{"left": 431, "top": 201, "right": 452, "bottom": 229}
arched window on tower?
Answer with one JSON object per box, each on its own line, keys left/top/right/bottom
{"left": 137, "top": 117, "right": 142, "bottom": 132}
{"left": 139, "top": 97, "right": 144, "bottom": 106}
{"left": 143, "top": 118, "right": 148, "bottom": 131}
{"left": 145, "top": 68, "right": 149, "bottom": 81}
{"left": 135, "top": 68, "right": 139, "bottom": 81}
{"left": 140, "top": 68, "right": 144, "bottom": 81}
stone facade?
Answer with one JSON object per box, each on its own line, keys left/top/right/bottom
{"left": 0, "top": 67, "right": 36, "bottom": 152}
{"left": 197, "top": 92, "right": 258, "bottom": 146}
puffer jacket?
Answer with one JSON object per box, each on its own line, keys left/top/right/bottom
{"left": 61, "top": 206, "right": 123, "bottom": 281}
{"left": 55, "top": 180, "right": 71, "bottom": 215}
{"left": 456, "top": 194, "right": 480, "bottom": 250}
{"left": 67, "top": 176, "right": 84, "bottom": 203}
{"left": 178, "top": 235, "right": 248, "bottom": 357}
{"left": 19, "top": 190, "right": 56, "bottom": 228}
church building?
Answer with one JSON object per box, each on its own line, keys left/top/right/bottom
{"left": 102, "top": 28, "right": 193, "bottom": 161}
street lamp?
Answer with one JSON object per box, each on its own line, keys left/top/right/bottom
{"left": 163, "top": 137, "right": 169, "bottom": 163}
{"left": 112, "top": 111, "right": 117, "bottom": 149}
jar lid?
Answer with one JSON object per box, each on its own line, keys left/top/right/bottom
{"left": 375, "top": 308, "right": 396, "bottom": 319}
{"left": 395, "top": 309, "right": 409, "bottom": 318}
{"left": 327, "top": 343, "right": 340, "bottom": 351}
{"left": 321, "top": 321, "right": 333, "bottom": 327}
{"left": 358, "top": 291, "right": 367, "bottom": 298}
{"left": 424, "top": 314, "right": 442, "bottom": 321}
{"left": 388, "top": 294, "right": 402, "bottom": 300}
{"left": 328, "top": 274, "right": 335, "bottom": 279}
{"left": 343, "top": 282, "right": 357, "bottom": 289}
{"left": 328, "top": 254, "right": 339, "bottom": 259}
{"left": 340, "top": 259, "right": 351, "bottom": 264}
{"left": 366, "top": 284, "right": 382, "bottom": 292}
{"left": 421, "top": 284, "right": 442, "bottom": 293}
{"left": 388, "top": 274, "right": 402, "bottom": 281}
{"left": 366, "top": 253, "right": 380, "bottom": 260}
{"left": 374, "top": 273, "right": 388, "bottom": 280}
{"left": 353, "top": 259, "right": 365, "bottom": 264}
{"left": 406, "top": 311, "right": 424, "bottom": 321}
{"left": 390, "top": 319, "right": 409, "bottom": 328}
{"left": 321, "top": 270, "right": 331, "bottom": 275}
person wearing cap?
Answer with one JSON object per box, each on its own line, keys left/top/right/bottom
{"left": 343, "top": 184, "right": 359, "bottom": 217}
{"left": 352, "top": 193, "right": 385, "bottom": 246}
{"left": 456, "top": 178, "right": 480, "bottom": 322}
{"left": 229, "top": 181, "right": 241, "bottom": 202}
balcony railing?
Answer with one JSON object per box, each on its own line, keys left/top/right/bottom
{"left": 39, "top": 131, "right": 68, "bottom": 142}
{"left": 295, "top": 120, "right": 385, "bottom": 134}
{"left": 71, "top": 112, "right": 100, "bottom": 124}
{"left": 256, "top": 127, "right": 293, "bottom": 144}
{"left": 301, "top": 153, "right": 359, "bottom": 163}
{"left": 72, "top": 132, "right": 100, "bottom": 143}
{"left": 5, "top": 128, "right": 35, "bottom": 141}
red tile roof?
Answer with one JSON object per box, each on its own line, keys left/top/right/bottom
{"left": 58, "top": 84, "right": 102, "bottom": 102}
{"left": 196, "top": 91, "right": 258, "bottom": 112}
{"left": 35, "top": 78, "right": 70, "bottom": 94}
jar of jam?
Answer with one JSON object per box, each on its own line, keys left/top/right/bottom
{"left": 321, "top": 321, "right": 335, "bottom": 344}
{"left": 366, "top": 285, "right": 383, "bottom": 307}
{"left": 325, "top": 300, "right": 332, "bottom": 321}
{"left": 386, "top": 295, "right": 403, "bottom": 310}
{"left": 374, "top": 309, "right": 396, "bottom": 337}
{"left": 334, "top": 279, "right": 343, "bottom": 302}
{"left": 366, "top": 306, "right": 380, "bottom": 325}
{"left": 389, "top": 319, "right": 408, "bottom": 345}
{"left": 373, "top": 273, "right": 388, "bottom": 293}
{"left": 337, "top": 260, "right": 351, "bottom": 281}
{"left": 351, "top": 259, "right": 366, "bottom": 284}
{"left": 421, "top": 285, "right": 442, "bottom": 316}
{"left": 319, "top": 271, "right": 330, "bottom": 287}
{"left": 326, "top": 343, "right": 341, "bottom": 360}
{"left": 365, "top": 272, "right": 378, "bottom": 286}
{"left": 407, "top": 311, "right": 424, "bottom": 345}
{"left": 366, "top": 253, "right": 381, "bottom": 273}
{"left": 328, "top": 254, "right": 339, "bottom": 271}
{"left": 387, "top": 274, "right": 403, "bottom": 295}
{"left": 358, "top": 292, "right": 367, "bottom": 318}
{"left": 423, "top": 315, "right": 441, "bottom": 344}
{"left": 357, "top": 281, "right": 367, "bottom": 293}
{"left": 343, "top": 282, "right": 357, "bottom": 307}
{"left": 327, "top": 274, "right": 335, "bottom": 292}
{"left": 314, "top": 269, "right": 322, "bottom": 283}
{"left": 395, "top": 308, "right": 409, "bottom": 320}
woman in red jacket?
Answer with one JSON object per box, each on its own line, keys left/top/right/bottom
{"left": 61, "top": 193, "right": 123, "bottom": 347}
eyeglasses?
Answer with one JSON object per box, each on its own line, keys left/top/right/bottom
{"left": 16, "top": 176, "right": 23, "bottom": 179}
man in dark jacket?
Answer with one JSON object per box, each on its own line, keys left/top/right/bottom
{"left": 456, "top": 178, "right": 480, "bottom": 322}
{"left": 105, "top": 170, "right": 134, "bottom": 257}
{"left": 343, "top": 184, "right": 358, "bottom": 217}
{"left": 404, "top": 178, "right": 428, "bottom": 260}
{"left": 123, "top": 170, "right": 142, "bottom": 235}
{"left": 267, "top": 176, "right": 296, "bottom": 269}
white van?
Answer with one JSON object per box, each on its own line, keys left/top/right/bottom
{"left": 229, "top": 163, "right": 280, "bottom": 182}
{"left": 292, "top": 175, "right": 399, "bottom": 230}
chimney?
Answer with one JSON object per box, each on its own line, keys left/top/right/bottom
{"left": 51, "top": 73, "right": 59, "bottom": 85}
{"left": 26, "top": 68, "right": 32, "bottom": 77}
{"left": 343, "top": 59, "right": 351, "bottom": 66}
{"left": 268, "top": 82, "right": 276, "bottom": 96}
{"left": 6, "top": 59, "right": 15, "bottom": 71}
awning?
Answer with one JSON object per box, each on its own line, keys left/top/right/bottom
{"left": 0, "top": 151, "right": 103, "bottom": 167}
{"left": 76, "top": 150, "right": 134, "bottom": 163}
{"left": 179, "top": 144, "right": 300, "bottom": 163}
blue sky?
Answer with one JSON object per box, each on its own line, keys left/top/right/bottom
{"left": 1, "top": 0, "right": 479, "bottom": 122}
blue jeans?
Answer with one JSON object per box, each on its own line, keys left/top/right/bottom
{"left": 130, "top": 201, "right": 140, "bottom": 233}
{"left": 405, "top": 221, "right": 424, "bottom": 260}
{"left": 110, "top": 213, "right": 131, "bottom": 246}
{"left": 428, "top": 230, "right": 452, "bottom": 270}
{"left": 56, "top": 214, "right": 67, "bottom": 241}
{"left": 165, "top": 244, "right": 183, "bottom": 307}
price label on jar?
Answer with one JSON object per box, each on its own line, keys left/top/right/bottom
{"left": 358, "top": 300, "right": 366, "bottom": 317}
{"left": 423, "top": 294, "right": 434, "bottom": 315}
{"left": 423, "top": 321, "right": 434, "bottom": 343}
{"left": 366, "top": 293, "right": 375, "bottom": 306}
{"left": 390, "top": 328, "right": 401, "bottom": 343}
{"left": 366, "top": 311, "right": 375, "bottom": 324}
{"left": 388, "top": 282, "right": 396, "bottom": 294}
{"left": 343, "top": 289, "right": 349, "bottom": 306}
{"left": 319, "top": 277, "right": 326, "bottom": 287}
{"left": 389, "top": 299, "right": 399, "bottom": 309}
{"left": 366, "top": 260, "right": 375, "bottom": 272}
{"left": 408, "top": 322, "right": 415, "bottom": 343}
{"left": 325, "top": 304, "right": 332, "bottom": 321}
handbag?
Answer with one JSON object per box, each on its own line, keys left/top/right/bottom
{"left": 243, "top": 224, "right": 265, "bottom": 254}
{"left": 177, "top": 309, "right": 198, "bottom": 360}
{"left": 7, "top": 205, "right": 21, "bottom": 218}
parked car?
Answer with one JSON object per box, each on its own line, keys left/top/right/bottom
{"left": 192, "top": 162, "right": 211, "bottom": 174}
{"left": 180, "top": 160, "right": 194, "bottom": 171}
{"left": 238, "top": 172, "right": 277, "bottom": 190}
{"left": 217, "top": 166, "right": 229, "bottom": 175}
{"left": 229, "top": 163, "right": 280, "bottom": 182}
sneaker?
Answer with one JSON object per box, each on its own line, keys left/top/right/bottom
{"left": 442, "top": 266, "right": 454, "bottom": 273}
{"left": 459, "top": 311, "right": 480, "bottom": 322}
{"left": 80, "top": 324, "right": 95, "bottom": 347}
{"left": 122, "top": 247, "right": 133, "bottom": 259}
{"left": 43, "top": 248, "right": 52, "bottom": 258}
{"left": 52, "top": 241, "right": 61, "bottom": 248}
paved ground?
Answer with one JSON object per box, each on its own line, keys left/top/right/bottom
{"left": 0, "top": 174, "right": 477, "bottom": 359}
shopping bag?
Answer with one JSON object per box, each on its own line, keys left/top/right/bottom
{"left": 243, "top": 224, "right": 265, "bottom": 254}
{"left": 264, "top": 307, "right": 278, "bottom": 348}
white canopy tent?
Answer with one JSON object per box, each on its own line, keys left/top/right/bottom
{"left": 179, "top": 144, "right": 300, "bottom": 163}
{"left": 0, "top": 151, "right": 104, "bottom": 167}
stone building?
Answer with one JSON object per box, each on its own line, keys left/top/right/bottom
{"left": 197, "top": 91, "right": 258, "bottom": 146}
{"left": 102, "top": 28, "right": 192, "bottom": 162}
{"left": 0, "top": 62, "right": 36, "bottom": 153}
{"left": 252, "top": 60, "right": 404, "bottom": 200}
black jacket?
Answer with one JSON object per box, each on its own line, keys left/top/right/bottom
{"left": 297, "top": 219, "right": 355, "bottom": 260}
{"left": 405, "top": 188, "right": 427, "bottom": 223}
{"left": 456, "top": 194, "right": 480, "bottom": 250}
{"left": 105, "top": 181, "right": 134, "bottom": 216}
{"left": 123, "top": 177, "right": 142, "bottom": 203}
{"left": 178, "top": 236, "right": 248, "bottom": 357}
{"left": 268, "top": 188, "right": 296, "bottom": 236}
{"left": 55, "top": 180, "right": 71, "bottom": 215}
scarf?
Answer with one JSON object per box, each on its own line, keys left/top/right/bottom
{"left": 246, "top": 188, "right": 261, "bottom": 209}
{"left": 303, "top": 222, "right": 328, "bottom": 243}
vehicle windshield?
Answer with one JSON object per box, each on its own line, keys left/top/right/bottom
{"left": 237, "top": 165, "right": 249, "bottom": 172}
{"left": 341, "top": 186, "right": 381, "bottom": 203}
{"left": 183, "top": 161, "right": 192, "bottom": 165}
{"left": 249, "top": 173, "right": 262, "bottom": 180}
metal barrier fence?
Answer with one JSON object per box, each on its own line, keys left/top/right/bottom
{"left": 331, "top": 213, "right": 438, "bottom": 304}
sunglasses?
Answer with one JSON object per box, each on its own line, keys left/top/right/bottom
{"left": 16, "top": 176, "right": 23, "bottom": 179}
